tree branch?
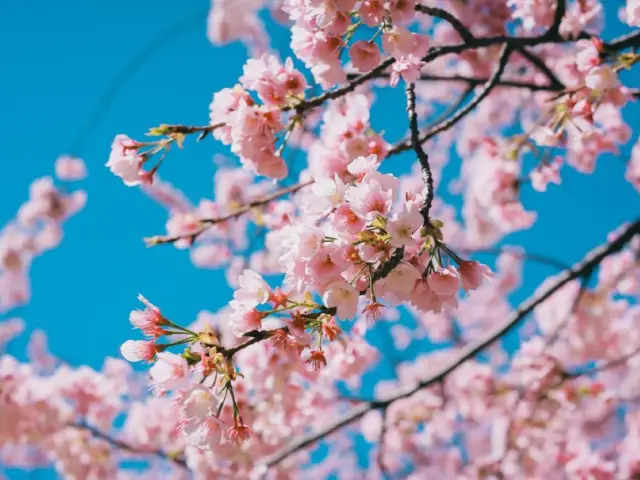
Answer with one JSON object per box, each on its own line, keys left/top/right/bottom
{"left": 415, "top": 5, "right": 474, "bottom": 42}
{"left": 406, "top": 82, "right": 434, "bottom": 223}
{"left": 145, "top": 180, "right": 313, "bottom": 246}
{"left": 606, "top": 30, "right": 640, "bottom": 53}
{"left": 389, "top": 44, "right": 512, "bottom": 156}
{"left": 460, "top": 247, "right": 572, "bottom": 271}
{"left": 515, "top": 47, "right": 565, "bottom": 89}
{"left": 258, "top": 218, "right": 640, "bottom": 470}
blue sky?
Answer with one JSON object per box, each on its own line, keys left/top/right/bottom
{"left": 0, "top": 0, "right": 639, "bottom": 476}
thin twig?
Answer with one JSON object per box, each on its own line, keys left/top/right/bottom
{"left": 516, "top": 47, "right": 565, "bottom": 89}
{"left": 145, "top": 180, "right": 313, "bottom": 245}
{"left": 460, "top": 247, "right": 571, "bottom": 271}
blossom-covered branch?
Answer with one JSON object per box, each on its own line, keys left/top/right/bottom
{"left": 260, "top": 218, "right": 640, "bottom": 469}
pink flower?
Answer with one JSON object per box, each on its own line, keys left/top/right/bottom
{"left": 387, "top": 208, "right": 423, "bottom": 248}
{"left": 575, "top": 39, "right": 601, "bottom": 72}
{"left": 347, "top": 154, "right": 379, "bottom": 181}
{"left": 349, "top": 41, "right": 381, "bottom": 73}
{"left": 323, "top": 280, "right": 359, "bottom": 319}
{"left": 129, "top": 294, "right": 168, "bottom": 338}
{"left": 230, "top": 269, "right": 272, "bottom": 311}
{"left": 585, "top": 65, "right": 618, "bottom": 92}
{"left": 106, "top": 135, "right": 145, "bottom": 186}
{"left": 530, "top": 126, "right": 562, "bottom": 147}
{"left": 182, "top": 416, "right": 224, "bottom": 449}
{"left": 308, "top": 244, "right": 348, "bottom": 281}
{"left": 379, "top": 262, "right": 420, "bottom": 301}
{"left": 458, "top": 261, "right": 493, "bottom": 291}
{"left": 120, "top": 340, "right": 157, "bottom": 362}
{"left": 254, "top": 153, "right": 288, "bottom": 179}
{"left": 382, "top": 26, "right": 414, "bottom": 57}
{"left": 390, "top": 55, "right": 424, "bottom": 87}
{"left": 181, "top": 385, "right": 217, "bottom": 421}
{"left": 530, "top": 157, "right": 563, "bottom": 192}
{"left": 359, "top": 0, "right": 385, "bottom": 26}
{"left": 427, "top": 266, "right": 461, "bottom": 298}
{"left": 345, "top": 172, "right": 397, "bottom": 221}
{"left": 229, "top": 308, "right": 263, "bottom": 336}
{"left": 332, "top": 203, "right": 365, "bottom": 234}
{"left": 306, "top": 349, "right": 328, "bottom": 371}
{"left": 626, "top": 142, "right": 640, "bottom": 192}
{"left": 410, "top": 277, "right": 449, "bottom": 313}
{"left": 281, "top": 58, "right": 307, "bottom": 96}
{"left": 150, "top": 352, "right": 190, "bottom": 391}
{"left": 624, "top": 0, "right": 640, "bottom": 26}
{"left": 389, "top": 0, "right": 416, "bottom": 25}
{"left": 55, "top": 156, "right": 87, "bottom": 181}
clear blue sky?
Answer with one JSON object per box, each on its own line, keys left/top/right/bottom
{"left": 0, "top": 0, "right": 638, "bottom": 476}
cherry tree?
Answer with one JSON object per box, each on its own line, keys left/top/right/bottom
{"left": 2, "top": 0, "right": 640, "bottom": 478}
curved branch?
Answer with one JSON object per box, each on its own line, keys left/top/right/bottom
{"left": 516, "top": 47, "right": 565, "bottom": 89}
{"left": 606, "top": 30, "right": 640, "bottom": 53}
{"left": 259, "top": 218, "right": 640, "bottom": 470}
{"left": 389, "top": 44, "right": 512, "bottom": 156}
{"left": 415, "top": 5, "right": 474, "bottom": 42}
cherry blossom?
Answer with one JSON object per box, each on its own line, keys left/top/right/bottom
{"left": 6, "top": 1, "right": 640, "bottom": 479}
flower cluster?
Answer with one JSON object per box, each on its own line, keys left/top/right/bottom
{"left": 0, "top": 162, "right": 86, "bottom": 312}
{"left": 209, "top": 55, "right": 308, "bottom": 179}
{"left": 307, "top": 92, "right": 387, "bottom": 180}
{"left": 284, "top": 0, "right": 424, "bottom": 87}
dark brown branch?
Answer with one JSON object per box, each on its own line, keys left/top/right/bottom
{"left": 289, "top": 16, "right": 593, "bottom": 116}
{"left": 547, "top": 0, "right": 566, "bottom": 39}
{"left": 389, "top": 44, "right": 512, "bottom": 156}
{"left": 259, "top": 219, "right": 640, "bottom": 469}
{"left": 283, "top": 58, "right": 395, "bottom": 113}
{"left": 516, "top": 47, "right": 565, "bottom": 89}
{"left": 606, "top": 30, "right": 640, "bottom": 53}
{"left": 406, "top": 83, "right": 434, "bottom": 223}
{"left": 415, "top": 5, "right": 475, "bottom": 42}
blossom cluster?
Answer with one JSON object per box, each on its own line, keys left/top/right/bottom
{"left": 208, "top": 55, "right": 308, "bottom": 179}
{"left": 7, "top": 0, "right": 640, "bottom": 478}
{"left": 0, "top": 158, "right": 86, "bottom": 313}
